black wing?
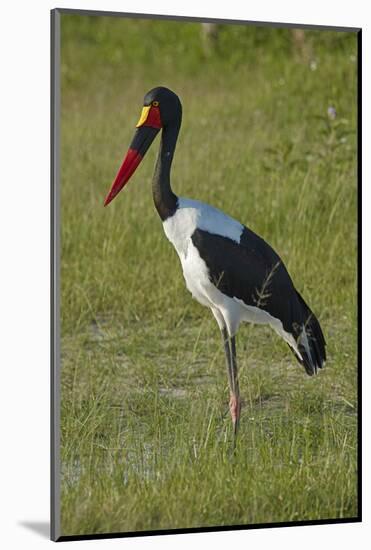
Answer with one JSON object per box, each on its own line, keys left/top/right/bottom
{"left": 191, "top": 226, "right": 326, "bottom": 375}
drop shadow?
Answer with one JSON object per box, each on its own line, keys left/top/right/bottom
{"left": 18, "top": 521, "right": 50, "bottom": 539}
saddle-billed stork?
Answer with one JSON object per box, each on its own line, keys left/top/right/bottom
{"left": 104, "top": 86, "right": 326, "bottom": 435}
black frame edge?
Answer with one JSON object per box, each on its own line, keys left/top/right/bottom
{"left": 56, "top": 517, "right": 361, "bottom": 542}
{"left": 356, "top": 28, "right": 362, "bottom": 522}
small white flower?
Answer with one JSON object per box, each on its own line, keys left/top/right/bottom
{"left": 327, "top": 106, "right": 337, "bottom": 120}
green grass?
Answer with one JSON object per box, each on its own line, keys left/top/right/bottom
{"left": 59, "top": 14, "right": 358, "bottom": 536}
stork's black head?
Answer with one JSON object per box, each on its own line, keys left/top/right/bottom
{"left": 139, "top": 86, "right": 182, "bottom": 129}
{"left": 104, "top": 86, "right": 181, "bottom": 206}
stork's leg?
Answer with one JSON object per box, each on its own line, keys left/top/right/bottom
{"left": 221, "top": 326, "right": 233, "bottom": 390}
{"left": 221, "top": 327, "right": 241, "bottom": 436}
{"left": 229, "top": 335, "right": 241, "bottom": 436}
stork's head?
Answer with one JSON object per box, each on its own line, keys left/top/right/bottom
{"left": 140, "top": 87, "right": 182, "bottom": 128}
{"left": 104, "top": 87, "right": 182, "bottom": 206}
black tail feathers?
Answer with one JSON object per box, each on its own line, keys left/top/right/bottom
{"left": 291, "top": 291, "right": 326, "bottom": 376}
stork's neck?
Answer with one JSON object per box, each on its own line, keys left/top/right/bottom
{"left": 152, "top": 122, "right": 179, "bottom": 221}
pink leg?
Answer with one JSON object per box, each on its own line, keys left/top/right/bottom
{"left": 229, "top": 392, "right": 241, "bottom": 434}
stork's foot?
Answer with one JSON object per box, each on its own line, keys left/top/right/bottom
{"left": 229, "top": 393, "right": 242, "bottom": 436}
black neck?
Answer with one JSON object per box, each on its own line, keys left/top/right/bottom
{"left": 152, "top": 122, "right": 180, "bottom": 221}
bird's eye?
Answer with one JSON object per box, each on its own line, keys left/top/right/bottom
{"left": 152, "top": 101, "right": 159, "bottom": 107}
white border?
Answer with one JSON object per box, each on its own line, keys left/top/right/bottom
{"left": 0, "top": 1, "right": 368, "bottom": 548}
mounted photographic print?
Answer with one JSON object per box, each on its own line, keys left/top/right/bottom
{"left": 51, "top": 8, "right": 361, "bottom": 542}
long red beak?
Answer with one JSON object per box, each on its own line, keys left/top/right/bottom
{"left": 104, "top": 125, "right": 160, "bottom": 207}
{"left": 104, "top": 148, "right": 142, "bottom": 206}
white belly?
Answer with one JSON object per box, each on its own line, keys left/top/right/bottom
{"left": 181, "top": 237, "right": 221, "bottom": 308}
